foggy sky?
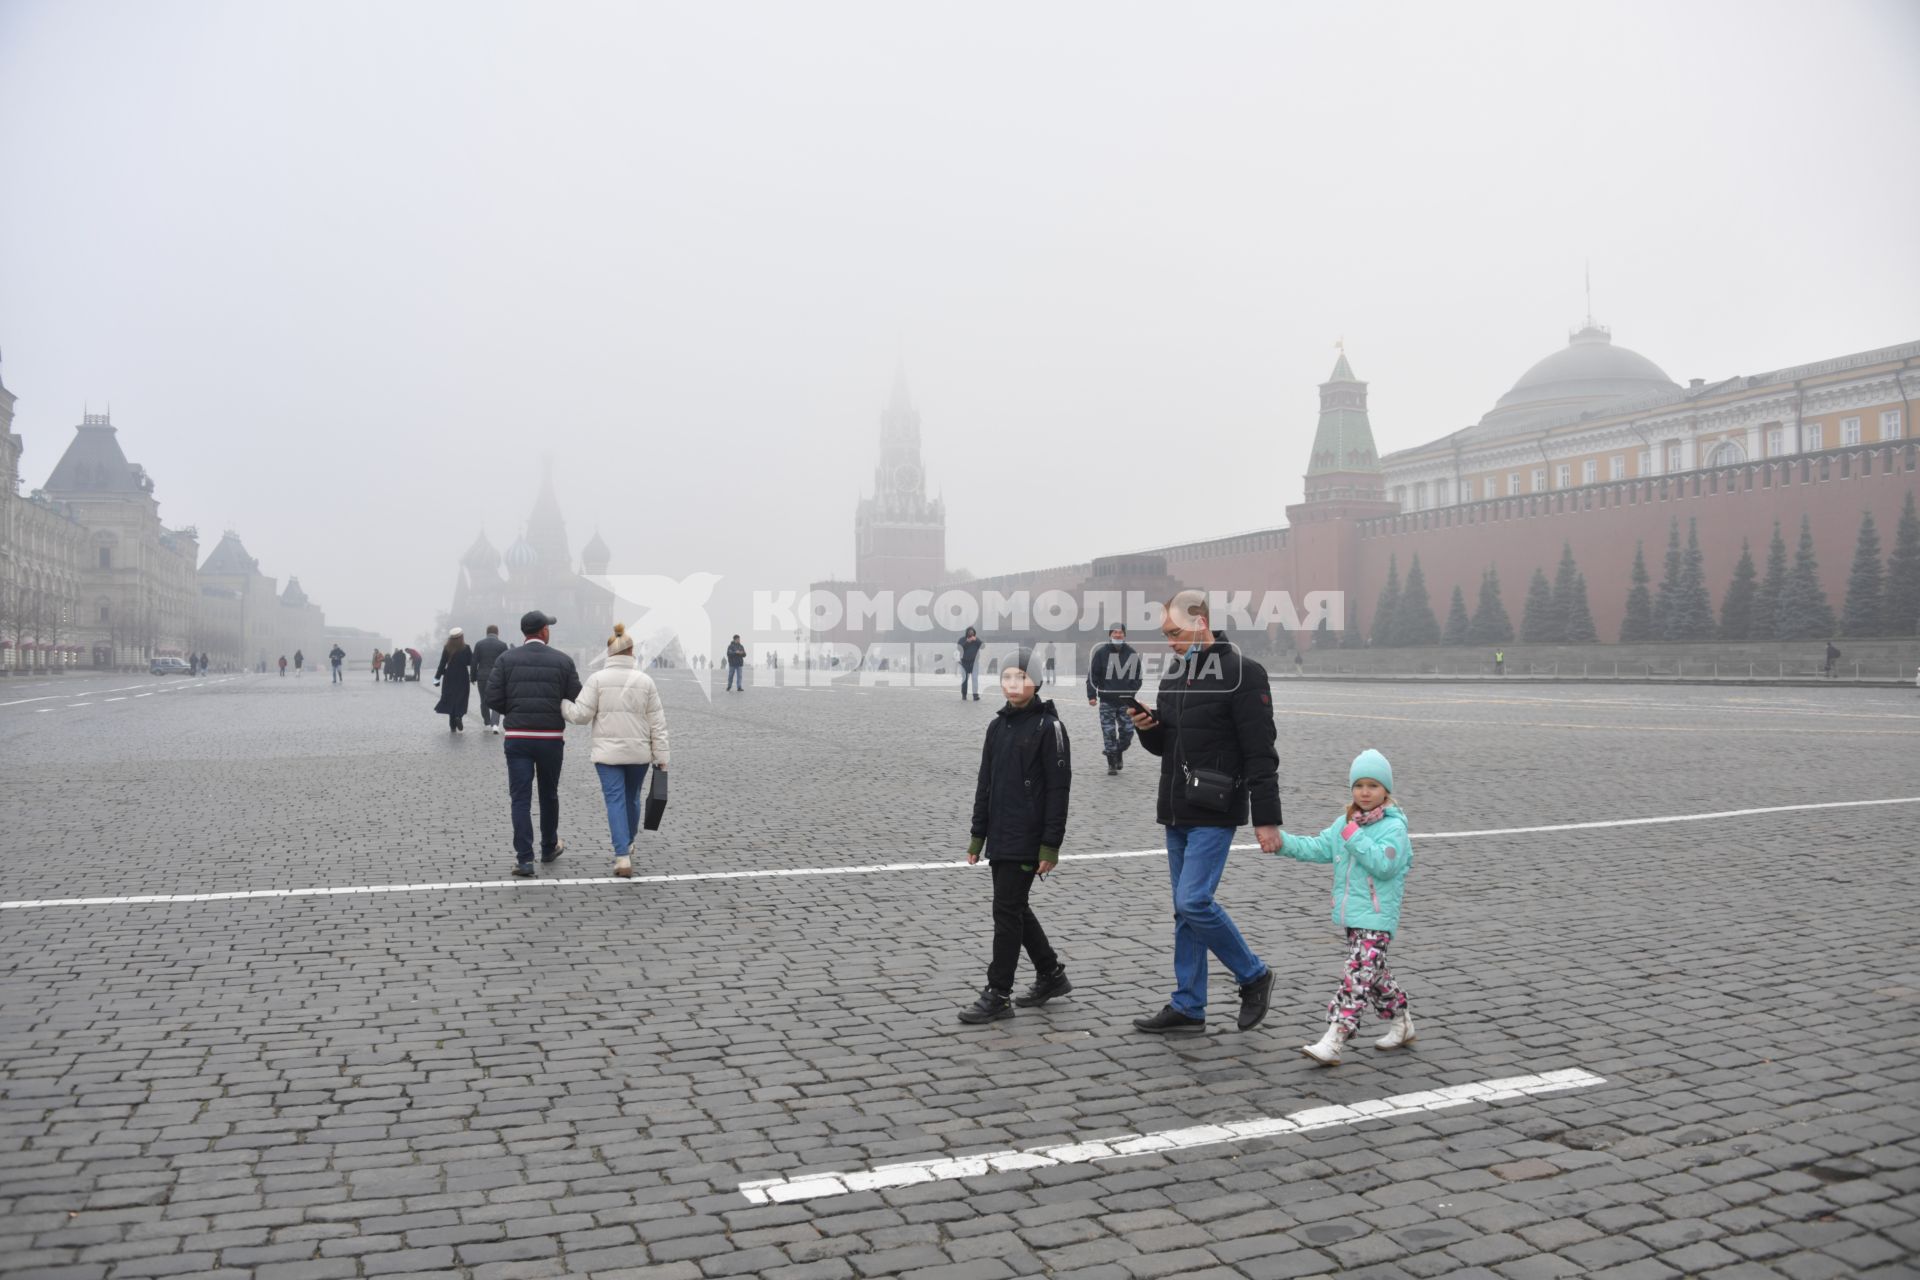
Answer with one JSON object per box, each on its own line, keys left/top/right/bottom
{"left": 2, "top": 0, "right": 1917, "bottom": 643}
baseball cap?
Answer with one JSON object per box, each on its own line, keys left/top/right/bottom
{"left": 520, "top": 610, "right": 557, "bottom": 635}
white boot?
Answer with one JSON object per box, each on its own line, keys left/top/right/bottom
{"left": 1301, "top": 1023, "right": 1347, "bottom": 1065}
{"left": 1374, "top": 1010, "right": 1417, "bottom": 1050}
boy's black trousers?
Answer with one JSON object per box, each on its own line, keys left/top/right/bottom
{"left": 988, "top": 860, "right": 1058, "bottom": 992}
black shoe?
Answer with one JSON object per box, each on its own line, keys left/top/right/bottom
{"left": 540, "top": 839, "right": 565, "bottom": 865}
{"left": 1114, "top": 750, "right": 1124, "bottom": 770}
{"left": 1014, "top": 968, "right": 1072, "bottom": 1008}
{"left": 1237, "top": 969, "right": 1274, "bottom": 1031}
{"left": 1134, "top": 1005, "right": 1205, "bottom": 1034}
{"left": 958, "top": 987, "right": 1014, "bottom": 1024}
{"left": 973, "top": 694, "right": 981, "bottom": 701}
{"left": 1106, "top": 753, "right": 1119, "bottom": 775}
{"left": 512, "top": 863, "right": 536, "bottom": 878}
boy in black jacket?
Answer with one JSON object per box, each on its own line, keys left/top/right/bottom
{"left": 960, "top": 649, "right": 1072, "bottom": 1024}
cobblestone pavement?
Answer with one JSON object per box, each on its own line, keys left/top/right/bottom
{"left": 2, "top": 668, "right": 1917, "bottom": 1278}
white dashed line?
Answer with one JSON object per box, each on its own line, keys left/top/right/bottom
{"left": 737, "top": 1069, "right": 1609, "bottom": 1204}
{"left": 2, "top": 795, "right": 1914, "bottom": 912}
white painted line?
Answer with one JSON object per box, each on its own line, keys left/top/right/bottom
{"left": 65, "top": 703, "right": 91, "bottom": 708}
{"left": 2, "top": 797, "right": 1915, "bottom": 913}
{"left": 35, "top": 708, "right": 53, "bottom": 713}
{"left": 737, "top": 1069, "right": 1608, "bottom": 1204}
{"left": 104, "top": 697, "right": 127, "bottom": 702}
{"left": 0, "top": 694, "right": 68, "bottom": 707}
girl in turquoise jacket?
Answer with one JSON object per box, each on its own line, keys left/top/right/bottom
{"left": 1274, "top": 748, "right": 1415, "bottom": 1066}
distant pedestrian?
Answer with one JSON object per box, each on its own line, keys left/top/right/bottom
{"left": 1044, "top": 653, "right": 1056, "bottom": 686}
{"left": 725, "top": 634, "right": 747, "bottom": 692}
{"left": 1126, "top": 590, "right": 1278, "bottom": 1036}
{"left": 959, "top": 649, "right": 1071, "bottom": 1024}
{"left": 409, "top": 649, "right": 422, "bottom": 681}
{"left": 472, "top": 625, "right": 508, "bottom": 735}
{"left": 278, "top": 655, "right": 287, "bottom": 677}
{"left": 1293, "top": 649, "right": 1304, "bottom": 676}
{"left": 1494, "top": 649, "right": 1505, "bottom": 676}
{"left": 1086, "top": 623, "right": 1141, "bottom": 775}
{"left": 562, "top": 622, "right": 670, "bottom": 878}
{"left": 1272, "top": 749, "right": 1415, "bottom": 1066}
{"left": 433, "top": 628, "right": 475, "bottom": 733}
{"left": 958, "top": 627, "right": 983, "bottom": 700}
{"left": 485, "top": 610, "right": 582, "bottom": 877}
{"left": 1825, "top": 639, "right": 1840, "bottom": 679}
{"left": 372, "top": 649, "right": 383, "bottom": 681}
{"left": 329, "top": 644, "right": 345, "bottom": 683}
{"left": 293, "top": 649, "right": 304, "bottom": 676}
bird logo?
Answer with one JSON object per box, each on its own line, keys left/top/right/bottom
{"left": 586, "top": 572, "right": 724, "bottom": 700}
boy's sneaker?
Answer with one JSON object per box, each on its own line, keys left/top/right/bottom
{"left": 1237, "top": 969, "right": 1274, "bottom": 1031}
{"left": 511, "top": 862, "right": 536, "bottom": 878}
{"left": 1014, "top": 967, "right": 1072, "bottom": 1008}
{"left": 540, "top": 839, "right": 565, "bottom": 865}
{"left": 1133, "top": 1005, "right": 1205, "bottom": 1034}
{"left": 958, "top": 987, "right": 1013, "bottom": 1024}
{"left": 612, "top": 855, "right": 633, "bottom": 878}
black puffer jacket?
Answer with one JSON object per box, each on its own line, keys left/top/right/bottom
{"left": 969, "top": 697, "right": 1071, "bottom": 862}
{"left": 484, "top": 640, "right": 583, "bottom": 734}
{"left": 1085, "top": 640, "right": 1142, "bottom": 705}
{"left": 1136, "top": 633, "right": 1281, "bottom": 828}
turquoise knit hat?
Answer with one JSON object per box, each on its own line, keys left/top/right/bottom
{"left": 1350, "top": 748, "right": 1393, "bottom": 793}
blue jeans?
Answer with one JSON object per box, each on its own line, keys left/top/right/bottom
{"left": 1165, "top": 825, "right": 1267, "bottom": 1017}
{"left": 726, "top": 663, "right": 743, "bottom": 690}
{"left": 505, "top": 738, "right": 565, "bottom": 864}
{"left": 331, "top": 662, "right": 342, "bottom": 683}
{"left": 595, "top": 762, "right": 650, "bottom": 857}
{"left": 960, "top": 666, "right": 978, "bottom": 697}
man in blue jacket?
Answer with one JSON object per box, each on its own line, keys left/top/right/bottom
{"left": 485, "top": 610, "right": 582, "bottom": 877}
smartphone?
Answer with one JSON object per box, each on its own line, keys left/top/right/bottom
{"left": 1125, "top": 697, "right": 1154, "bottom": 718}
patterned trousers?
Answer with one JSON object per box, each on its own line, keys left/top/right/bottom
{"left": 1097, "top": 701, "right": 1136, "bottom": 756}
{"left": 1327, "top": 927, "right": 1409, "bottom": 1032}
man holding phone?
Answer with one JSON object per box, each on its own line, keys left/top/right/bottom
{"left": 1126, "top": 589, "right": 1281, "bottom": 1034}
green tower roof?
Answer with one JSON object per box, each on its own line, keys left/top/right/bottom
{"left": 1305, "top": 351, "right": 1381, "bottom": 477}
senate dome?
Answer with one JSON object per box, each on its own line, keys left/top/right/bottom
{"left": 1474, "top": 324, "right": 1679, "bottom": 438}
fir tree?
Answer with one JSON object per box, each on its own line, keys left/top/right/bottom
{"left": 1653, "top": 517, "right": 1684, "bottom": 640}
{"left": 1777, "top": 515, "right": 1836, "bottom": 641}
{"left": 1563, "top": 572, "right": 1599, "bottom": 644}
{"left": 1840, "top": 509, "right": 1886, "bottom": 637}
{"left": 1394, "top": 555, "right": 1442, "bottom": 646}
{"left": 1442, "top": 586, "right": 1472, "bottom": 646}
{"left": 1467, "top": 566, "right": 1515, "bottom": 645}
{"left": 1887, "top": 492, "right": 1920, "bottom": 638}
{"left": 1718, "top": 538, "right": 1757, "bottom": 642}
{"left": 1519, "top": 567, "right": 1556, "bottom": 643}
{"left": 1371, "top": 555, "right": 1402, "bottom": 648}
{"left": 1619, "top": 542, "right": 1655, "bottom": 642}
{"left": 1752, "top": 520, "right": 1789, "bottom": 641}
{"left": 1544, "top": 542, "right": 1580, "bottom": 645}
{"left": 1670, "top": 517, "right": 1717, "bottom": 640}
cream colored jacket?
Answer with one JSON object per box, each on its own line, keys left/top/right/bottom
{"left": 561, "top": 654, "right": 670, "bottom": 766}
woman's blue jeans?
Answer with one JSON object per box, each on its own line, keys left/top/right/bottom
{"left": 594, "top": 762, "right": 651, "bottom": 857}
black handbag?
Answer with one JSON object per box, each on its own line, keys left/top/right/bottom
{"left": 643, "top": 768, "right": 669, "bottom": 831}
{"left": 1180, "top": 751, "right": 1238, "bottom": 813}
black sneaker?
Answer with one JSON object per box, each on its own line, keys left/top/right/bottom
{"left": 1134, "top": 1005, "right": 1205, "bottom": 1034}
{"left": 1114, "top": 750, "right": 1124, "bottom": 771}
{"left": 1106, "top": 753, "right": 1119, "bottom": 775}
{"left": 1014, "top": 968, "right": 1072, "bottom": 1008}
{"left": 540, "top": 839, "right": 565, "bottom": 865}
{"left": 958, "top": 987, "right": 1013, "bottom": 1024}
{"left": 1237, "top": 969, "right": 1274, "bottom": 1031}
{"left": 511, "top": 863, "right": 536, "bottom": 878}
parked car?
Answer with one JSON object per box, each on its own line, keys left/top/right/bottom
{"left": 150, "top": 657, "right": 192, "bottom": 675}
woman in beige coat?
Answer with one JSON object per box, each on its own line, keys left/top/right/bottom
{"left": 562, "top": 623, "right": 670, "bottom": 877}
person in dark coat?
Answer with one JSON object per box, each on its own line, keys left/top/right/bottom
{"left": 1086, "top": 623, "right": 1142, "bottom": 774}
{"left": 433, "top": 628, "right": 475, "bottom": 732}
{"left": 1126, "top": 589, "right": 1280, "bottom": 1036}
{"left": 486, "top": 610, "right": 583, "bottom": 877}
{"left": 957, "top": 627, "right": 984, "bottom": 700}
{"left": 725, "top": 635, "right": 747, "bottom": 691}
{"left": 471, "top": 625, "right": 509, "bottom": 734}
{"left": 408, "top": 649, "right": 423, "bottom": 681}
{"left": 959, "top": 648, "right": 1073, "bottom": 1024}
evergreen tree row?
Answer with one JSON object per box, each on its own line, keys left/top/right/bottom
{"left": 1330, "top": 491, "right": 1920, "bottom": 648}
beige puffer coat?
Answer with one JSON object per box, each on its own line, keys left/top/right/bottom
{"left": 561, "top": 654, "right": 670, "bottom": 766}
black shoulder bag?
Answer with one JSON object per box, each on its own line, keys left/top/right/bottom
{"left": 1172, "top": 683, "right": 1237, "bottom": 813}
